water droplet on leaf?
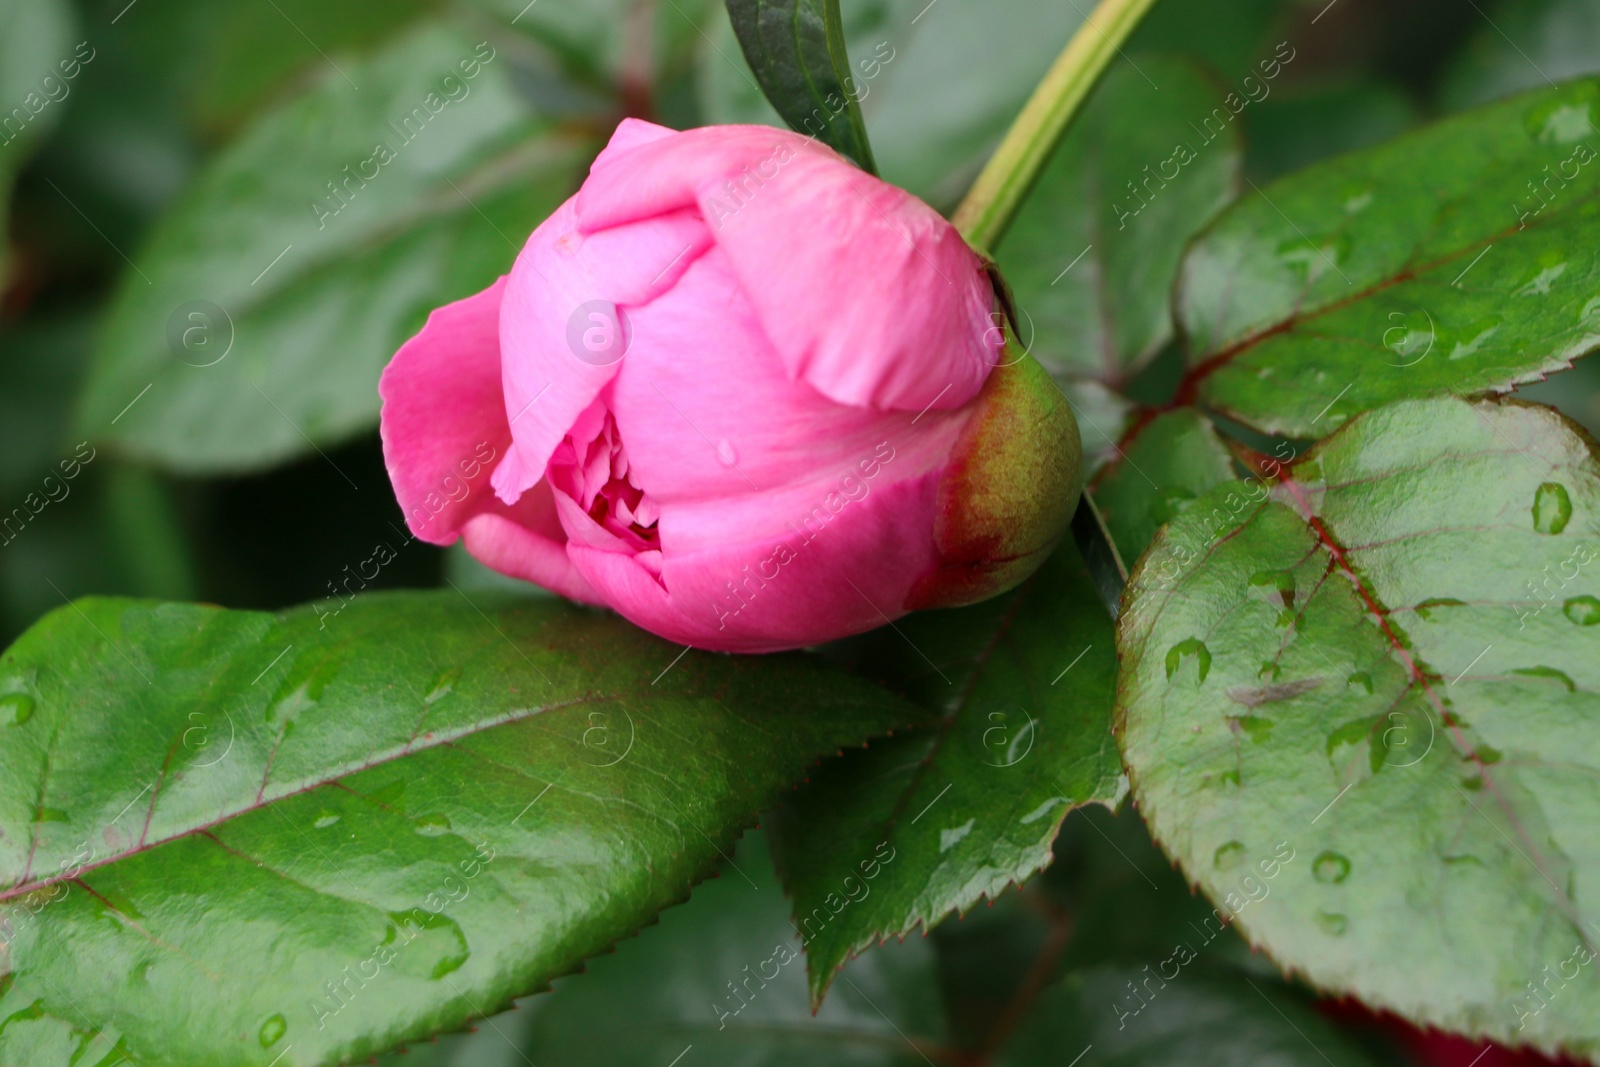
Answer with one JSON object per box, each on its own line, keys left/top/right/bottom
{"left": 1532, "top": 483, "right": 1572, "bottom": 535}
{"left": 1564, "top": 596, "right": 1600, "bottom": 625}
{"left": 1214, "top": 841, "right": 1246, "bottom": 870}
{"left": 425, "top": 668, "right": 461, "bottom": 705}
{"left": 0, "top": 693, "right": 34, "bottom": 726}
{"left": 313, "top": 813, "right": 341, "bottom": 829}
{"left": 1165, "top": 639, "right": 1211, "bottom": 684}
{"left": 259, "top": 1014, "right": 287, "bottom": 1047}
{"left": 1313, "top": 851, "right": 1351, "bottom": 884}
{"left": 1316, "top": 911, "right": 1348, "bottom": 936}
{"left": 415, "top": 813, "right": 451, "bottom": 837}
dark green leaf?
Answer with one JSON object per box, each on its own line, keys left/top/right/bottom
{"left": 1178, "top": 77, "right": 1600, "bottom": 437}
{"left": 1126, "top": 0, "right": 1289, "bottom": 75}
{"left": 725, "top": 0, "right": 876, "bottom": 171}
{"left": 191, "top": 0, "right": 435, "bottom": 130}
{"left": 1441, "top": 0, "right": 1600, "bottom": 113}
{"left": 697, "top": 0, "right": 1090, "bottom": 207}
{"left": 76, "top": 24, "right": 589, "bottom": 474}
{"left": 1000, "top": 59, "right": 1241, "bottom": 386}
{"left": 1117, "top": 396, "right": 1600, "bottom": 1057}
{"left": 0, "top": 592, "right": 918, "bottom": 1066}
{"left": 1244, "top": 79, "right": 1419, "bottom": 182}
{"left": 774, "top": 542, "right": 1123, "bottom": 1006}
{"left": 523, "top": 830, "right": 946, "bottom": 1065}
{"left": 0, "top": 0, "right": 74, "bottom": 263}
{"left": 1091, "top": 408, "right": 1238, "bottom": 565}
{"left": 997, "top": 966, "right": 1385, "bottom": 1067}
{"left": 1071, "top": 492, "right": 1128, "bottom": 620}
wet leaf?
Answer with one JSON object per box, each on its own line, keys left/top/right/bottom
{"left": 773, "top": 541, "right": 1123, "bottom": 1006}
{"left": 1091, "top": 408, "right": 1239, "bottom": 565}
{"left": 1117, "top": 396, "right": 1600, "bottom": 1058}
{"left": 1001, "top": 59, "right": 1241, "bottom": 385}
{"left": 0, "top": 593, "right": 918, "bottom": 1066}
{"left": 75, "top": 23, "right": 589, "bottom": 474}
{"left": 1179, "top": 77, "right": 1600, "bottom": 437}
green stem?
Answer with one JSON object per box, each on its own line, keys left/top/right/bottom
{"left": 952, "top": 0, "right": 1161, "bottom": 254}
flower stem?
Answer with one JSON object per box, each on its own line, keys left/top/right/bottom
{"left": 952, "top": 0, "right": 1161, "bottom": 254}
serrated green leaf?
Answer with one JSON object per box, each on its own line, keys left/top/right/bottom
{"left": 725, "top": 0, "right": 876, "bottom": 171}
{"left": 1091, "top": 408, "right": 1238, "bottom": 565}
{"left": 0, "top": 593, "right": 918, "bottom": 1067}
{"left": 76, "top": 23, "right": 589, "bottom": 474}
{"left": 522, "top": 829, "right": 945, "bottom": 1064}
{"left": 1178, "top": 77, "right": 1600, "bottom": 438}
{"left": 1117, "top": 396, "right": 1600, "bottom": 1060}
{"left": 772, "top": 542, "right": 1123, "bottom": 1007}
{"left": 997, "top": 966, "right": 1385, "bottom": 1067}
{"left": 1001, "top": 59, "right": 1241, "bottom": 386}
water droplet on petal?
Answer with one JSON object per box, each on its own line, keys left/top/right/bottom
{"left": 715, "top": 440, "right": 738, "bottom": 467}
{"left": 0, "top": 693, "right": 35, "bottom": 726}
{"left": 415, "top": 813, "right": 451, "bottom": 837}
{"left": 1532, "top": 483, "right": 1573, "bottom": 535}
{"left": 1214, "top": 841, "right": 1246, "bottom": 870}
{"left": 1565, "top": 596, "right": 1600, "bottom": 626}
{"left": 259, "top": 1014, "right": 287, "bottom": 1048}
{"left": 1313, "top": 851, "right": 1351, "bottom": 884}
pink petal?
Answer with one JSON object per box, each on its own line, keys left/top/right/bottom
{"left": 493, "top": 200, "right": 713, "bottom": 506}
{"left": 576, "top": 125, "right": 1000, "bottom": 413}
{"left": 378, "top": 276, "right": 599, "bottom": 604}
{"left": 606, "top": 245, "right": 971, "bottom": 535}
{"left": 570, "top": 464, "right": 945, "bottom": 653}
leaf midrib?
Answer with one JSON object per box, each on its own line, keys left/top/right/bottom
{"left": 0, "top": 691, "right": 609, "bottom": 902}
{"left": 1180, "top": 182, "right": 1600, "bottom": 401}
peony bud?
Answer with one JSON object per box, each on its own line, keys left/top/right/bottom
{"left": 379, "top": 119, "right": 1079, "bottom": 653}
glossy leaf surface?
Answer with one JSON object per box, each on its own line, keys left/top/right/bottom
{"left": 76, "top": 24, "right": 587, "bottom": 474}
{"left": 724, "top": 0, "right": 876, "bottom": 171}
{"left": 1091, "top": 408, "right": 1238, "bottom": 565}
{"left": 1001, "top": 59, "right": 1240, "bottom": 386}
{"left": 1117, "top": 396, "right": 1600, "bottom": 1059}
{"left": 1180, "top": 78, "right": 1600, "bottom": 437}
{"left": 0, "top": 593, "right": 919, "bottom": 1066}
{"left": 775, "top": 542, "right": 1123, "bottom": 1005}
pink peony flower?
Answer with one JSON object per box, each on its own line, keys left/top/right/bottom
{"left": 380, "top": 119, "right": 1079, "bottom": 653}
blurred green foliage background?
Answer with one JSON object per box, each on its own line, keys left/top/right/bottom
{"left": 4, "top": 0, "right": 1600, "bottom": 1061}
